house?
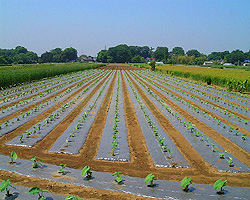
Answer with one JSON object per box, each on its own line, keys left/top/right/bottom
{"left": 80, "top": 56, "right": 96, "bottom": 63}
{"left": 203, "top": 61, "right": 213, "bottom": 65}
{"left": 223, "top": 63, "right": 235, "bottom": 66}
{"left": 243, "top": 60, "right": 250, "bottom": 66}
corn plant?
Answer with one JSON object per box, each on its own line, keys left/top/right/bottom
{"left": 81, "top": 166, "right": 92, "bottom": 180}
{"left": 181, "top": 177, "right": 192, "bottom": 192}
{"left": 0, "top": 179, "right": 16, "bottom": 197}
{"left": 145, "top": 173, "right": 157, "bottom": 187}
{"left": 214, "top": 179, "right": 227, "bottom": 194}
{"left": 112, "top": 171, "right": 123, "bottom": 184}
{"left": 28, "top": 186, "right": 49, "bottom": 200}
{"left": 10, "top": 151, "right": 17, "bottom": 164}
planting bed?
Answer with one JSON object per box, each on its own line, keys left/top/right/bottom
{"left": 0, "top": 64, "right": 250, "bottom": 200}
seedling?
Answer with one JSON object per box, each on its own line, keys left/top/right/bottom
{"left": 59, "top": 164, "right": 66, "bottom": 174}
{"left": 28, "top": 186, "right": 49, "bottom": 200}
{"left": 214, "top": 179, "right": 227, "bottom": 194}
{"left": 10, "top": 151, "right": 17, "bottom": 164}
{"left": 81, "top": 166, "right": 92, "bottom": 180}
{"left": 145, "top": 173, "right": 157, "bottom": 187}
{"left": 181, "top": 177, "right": 192, "bottom": 192}
{"left": 112, "top": 171, "right": 123, "bottom": 183}
{"left": 228, "top": 157, "right": 234, "bottom": 167}
{"left": 65, "top": 196, "right": 83, "bottom": 200}
{"left": 0, "top": 179, "right": 16, "bottom": 197}
{"left": 17, "top": 134, "right": 23, "bottom": 143}
{"left": 167, "top": 149, "right": 173, "bottom": 159}
{"left": 31, "top": 156, "right": 43, "bottom": 168}
{"left": 241, "top": 134, "right": 247, "bottom": 140}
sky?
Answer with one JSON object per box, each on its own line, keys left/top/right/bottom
{"left": 0, "top": 0, "right": 250, "bottom": 56}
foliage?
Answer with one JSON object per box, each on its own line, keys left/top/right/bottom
{"left": 145, "top": 173, "right": 157, "bottom": 187}
{"left": 181, "top": 177, "right": 192, "bottom": 191}
{"left": 65, "top": 196, "right": 83, "bottom": 200}
{"left": 28, "top": 186, "right": 49, "bottom": 200}
{"left": 10, "top": 151, "right": 17, "bottom": 164}
{"left": 171, "top": 47, "right": 185, "bottom": 56}
{"left": 112, "top": 172, "right": 123, "bottom": 183}
{"left": 0, "top": 179, "right": 16, "bottom": 197}
{"left": 214, "top": 179, "right": 227, "bottom": 194}
{"left": 149, "top": 60, "right": 156, "bottom": 71}
{"left": 153, "top": 46, "right": 169, "bottom": 62}
{"left": 81, "top": 166, "right": 92, "bottom": 180}
{"left": 31, "top": 156, "right": 43, "bottom": 168}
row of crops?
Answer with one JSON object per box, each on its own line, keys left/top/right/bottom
{"left": 0, "top": 66, "right": 250, "bottom": 199}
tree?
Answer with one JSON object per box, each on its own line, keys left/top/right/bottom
{"left": 131, "top": 55, "right": 145, "bottom": 63}
{"left": 0, "top": 56, "right": 8, "bottom": 65}
{"left": 225, "top": 49, "right": 245, "bottom": 65}
{"left": 15, "top": 46, "right": 28, "bottom": 54}
{"left": 172, "top": 47, "right": 185, "bottom": 56}
{"left": 96, "top": 50, "right": 108, "bottom": 63}
{"left": 186, "top": 49, "right": 201, "bottom": 58}
{"left": 108, "top": 44, "right": 131, "bottom": 63}
{"left": 149, "top": 60, "right": 156, "bottom": 71}
{"left": 61, "top": 47, "right": 77, "bottom": 62}
{"left": 153, "top": 46, "right": 169, "bottom": 62}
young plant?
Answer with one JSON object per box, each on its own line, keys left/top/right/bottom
{"left": 17, "top": 134, "right": 23, "bottom": 143}
{"left": 241, "top": 134, "right": 247, "bottom": 140}
{"left": 28, "top": 186, "right": 49, "bottom": 200}
{"left": 65, "top": 196, "right": 83, "bottom": 200}
{"left": 228, "top": 157, "right": 234, "bottom": 167}
{"left": 59, "top": 164, "right": 66, "bottom": 174}
{"left": 167, "top": 149, "right": 173, "bottom": 159}
{"left": 81, "top": 166, "right": 92, "bottom": 180}
{"left": 145, "top": 173, "right": 157, "bottom": 187}
{"left": 214, "top": 179, "right": 227, "bottom": 194}
{"left": 10, "top": 151, "right": 17, "bottom": 164}
{"left": 31, "top": 156, "right": 43, "bottom": 168}
{"left": 181, "top": 177, "right": 192, "bottom": 192}
{"left": 0, "top": 179, "right": 16, "bottom": 197}
{"left": 112, "top": 171, "right": 123, "bottom": 184}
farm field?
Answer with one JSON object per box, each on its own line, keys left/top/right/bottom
{"left": 0, "top": 64, "right": 250, "bottom": 199}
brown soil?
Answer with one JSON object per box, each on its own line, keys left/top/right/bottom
{"left": 0, "top": 65, "right": 250, "bottom": 199}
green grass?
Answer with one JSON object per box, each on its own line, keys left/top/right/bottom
{"left": 0, "top": 63, "right": 105, "bottom": 89}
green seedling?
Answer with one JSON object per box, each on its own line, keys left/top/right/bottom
{"left": 59, "top": 164, "right": 66, "bottom": 174}
{"left": 10, "top": 151, "right": 17, "bottom": 164}
{"left": 31, "top": 156, "right": 43, "bottom": 168}
{"left": 219, "top": 152, "right": 225, "bottom": 159}
{"left": 214, "top": 179, "right": 227, "bottom": 194}
{"left": 241, "top": 134, "right": 247, "bottom": 140}
{"left": 81, "top": 166, "right": 92, "bottom": 180}
{"left": 145, "top": 173, "right": 157, "bottom": 187}
{"left": 17, "top": 134, "right": 23, "bottom": 143}
{"left": 228, "top": 157, "right": 234, "bottom": 167}
{"left": 65, "top": 196, "right": 83, "bottom": 200}
{"left": 0, "top": 179, "right": 16, "bottom": 197}
{"left": 28, "top": 186, "right": 49, "bottom": 200}
{"left": 181, "top": 177, "right": 192, "bottom": 192}
{"left": 168, "top": 149, "right": 173, "bottom": 159}
{"left": 112, "top": 171, "right": 123, "bottom": 183}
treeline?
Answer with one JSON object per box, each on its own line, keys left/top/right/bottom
{"left": 0, "top": 46, "right": 78, "bottom": 65}
{"left": 96, "top": 44, "right": 250, "bottom": 65}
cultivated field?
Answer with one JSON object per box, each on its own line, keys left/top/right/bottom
{"left": 0, "top": 64, "right": 250, "bottom": 199}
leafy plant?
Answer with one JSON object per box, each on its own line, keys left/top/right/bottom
{"left": 112, "top": 171, "right": 123, "bottom": 183}
{"left": 10, "top": 151, "right": 17, "bottom": 164}
{"left": 228, "top": 157, "right": 234, "bottom": 167}
{"left": 65, "top": 196, "right": 83, "bottom": 200}
{"left": 31, "top": 156, "right": 43, "bottom": 168}
{"left": 17, "top": 134, "right": 23, "bottom": 143}
{"left": 28, "top": 186, "right": 49, "bottom": 200}
{"left": 181, "top": 177, "right": 192, "bottom": 192}
{"left": 241, "top": 134, "right": 247, "bottom": 140}
{"left": 59, "top": 164, "right": 66, "bottom": 174}
{"left": 0, "top": 179, "right": 16, "bottom": 197}
{"left": 145, "top": 173, "right": 157, "bottom": 187}
{"left": 214, "top": 179, "right": 227, "bottom": 194}
{"left": 81, "top": 166, "right": 92, "bottom": 180}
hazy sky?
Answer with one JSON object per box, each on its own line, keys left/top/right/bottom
{"left": 1, "top": 0, "right": 250, "bottom": 56}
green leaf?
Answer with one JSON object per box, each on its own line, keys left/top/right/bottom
{"left": 181, "top": 177, "right": 191, "bottom": 188}
{"left": 81, "top": 166, "right": 90, "bottom": 177}
{"left": 0, "top": 179, "right": 10, "bottom": 192}
{"left": 28, "top": 187, "right": 42, "bottom": 195}
{"left": 11, "top": 152, "right": 17, "bottom": 160}
{"left": 144, "top": 173, "right": 155, "bottom": 183}
{"left": 112, "top": 171, "right": 121, "bottom": 176}
{"left": 116, "top": 176, "right": 123, "bottom": 183}
{"left": 214, "top": 179, "right": 227, "bottom": 190}
{"left": 30, "top": 156, "right": 36, "bottom": 161}
{"left": 65, "top": 196, "right": 83, "bottom": 200}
